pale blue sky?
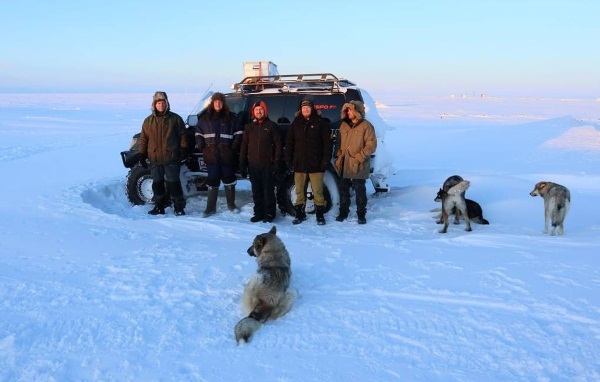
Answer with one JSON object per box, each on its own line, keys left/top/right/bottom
{"left": 1, "top": 0, "right": 598, "bottom": 97}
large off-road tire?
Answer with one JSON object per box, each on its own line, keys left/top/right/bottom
{"left": 277, "top": 170, "right": 339, "bottom": 216}
{"left": 125, "top": 165, "right": 154, "bottom": 205}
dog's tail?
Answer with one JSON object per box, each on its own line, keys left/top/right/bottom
{"left": 472, "top": 216, "right": 490, "bottom": 225}
{"left": 234, "top": 289, "right": 297, "bottom": 344}
{"left": 235, "top": 315, "right": 263, "bottom": 345}
{"left": 234, "top": 301, "right": 273, "bottom": 345}
{"left": 551, "top": 201, "right": 569, "bottom": 228}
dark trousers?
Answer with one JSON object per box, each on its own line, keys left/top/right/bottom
{"left": 150, "top": 162, "right": 184, "bottom": 208}
{"left": 249, "top": 164, "right": 276, "bottom": 217}
{"left": 339, "top": 178, "right": 367, "bottom": 213}
{"left": 206, "top": 163, "right": 236, "bottom": 188}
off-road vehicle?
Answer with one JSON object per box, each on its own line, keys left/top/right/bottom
{"left": 120, "top": 72, "right": 389, "bottom": 215}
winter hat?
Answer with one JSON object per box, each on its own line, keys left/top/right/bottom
{"left": 300, "top": 98, "right": 314, "bottom": 108}
{"left": 153, "top": 91, "right": 168, "bottom": 102}
{"left": 151, "top": 91, "right": 170, "bottom": 112}
{"left": 251, "top": 101, "right": 268, "bottom": 119}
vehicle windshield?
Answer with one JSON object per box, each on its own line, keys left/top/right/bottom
{"left": 187, "top": 92, "right": 247, "bottom": 123}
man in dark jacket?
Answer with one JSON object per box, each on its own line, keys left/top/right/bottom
{"left": 285, "top": 98, "right": 332, "bottom": 225}
{"left": 138, "top": 91, "right": 187, "bottom": 216}
{"left": 239, "top": 101, "right": 282, "bottom": 223}
{"left": 195, "top": 92, "right": 243, "bottom": 217}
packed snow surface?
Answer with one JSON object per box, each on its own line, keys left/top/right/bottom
{"left": 1, "top": 93, "right": 599, "bottom": 381}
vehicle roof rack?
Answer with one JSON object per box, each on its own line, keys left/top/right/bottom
{"left": 232, "top": 73, "right": 356, "bottom": 94}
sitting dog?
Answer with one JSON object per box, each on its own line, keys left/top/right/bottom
{"left": 529, "top": 181, "right": 570, "bottom": 235}
{"left": 235, "top": 226, "right": 297, "bottom": 344}
{"left": 435, "top": 180, "right": 472, "bottom": 233}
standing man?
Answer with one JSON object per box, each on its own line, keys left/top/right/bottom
{"left": 334, "top": 101, "right": 377, "bottom": 224}
{"left": 195, "top": 92, "right": 243, "bottom": 217}
{"left": 285, "top": 98, "right": 332, "bottom": 225}
{"left": 239, "top": 101, "right": 282, "bottom": 223}
{"left": 137, "top": 91, "right": 187, "bottom": 216}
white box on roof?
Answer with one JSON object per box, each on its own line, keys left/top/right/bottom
{"left": 243, "top": 61, "right": 279, "bottom": 77}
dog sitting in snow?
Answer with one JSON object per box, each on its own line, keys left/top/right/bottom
{"left": 234, "top": 226, "right": 297, "bottom": 344}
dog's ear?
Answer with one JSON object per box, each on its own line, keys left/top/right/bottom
{"left": 255, "top": 236, "right": 268, "bottom": 252}
{"left": 269, "top": 226, "right": 276, "bottom": 235}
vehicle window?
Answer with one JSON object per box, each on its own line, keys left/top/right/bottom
{"left": 281, "top": 95, "right": 299, "bottom": 124}
{"left": 344, "top": 89, "right": 363, "bottom": 103}
{"left": 312, "top": 94, "right": 346, "bottom": 130}
{"left": 225, "top": 95, "right": 248, "bottom": 124}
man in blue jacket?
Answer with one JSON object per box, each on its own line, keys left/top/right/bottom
{"left": 195, "top": 92, "right": 243, "bottom": 217}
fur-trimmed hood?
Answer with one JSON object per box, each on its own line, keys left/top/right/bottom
{"left": 341, "top": 100, "right": 365, "bottom": 120}
{"left": 251, "top": 101, "right": 269, "bottom": 120}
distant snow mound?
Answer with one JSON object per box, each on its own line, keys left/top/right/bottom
{"left": 375, "top": 101, "right": 389, "bottom": 109}
{"left": 542, "top": 126, "right": 600, "bottom": 150}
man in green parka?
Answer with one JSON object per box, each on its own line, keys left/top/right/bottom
{"left": 137, "top": 91, "right": 187, "bottom": 216}
{"left": 334, "top": 100, "right": 377, "bottom": 224}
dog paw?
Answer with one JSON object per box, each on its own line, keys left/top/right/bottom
{"left": 465, "top": 227, "right": 472, "bottom": 232}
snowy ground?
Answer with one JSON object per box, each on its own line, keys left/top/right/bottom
{"left": 1, "top": 93, "right": 599, "bottom": 381}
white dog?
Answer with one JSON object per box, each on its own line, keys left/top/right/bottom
{"left": 530, "top": 181, "right": 570, "bottom": 235}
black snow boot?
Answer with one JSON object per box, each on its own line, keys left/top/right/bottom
{"left": 148, "top": 204, "right": 165, "bottom": 215}
{"left": 148, "top": 189, "right": 167, "bottom": 215}
{"left": 335, "top": 209, "right": 349, "bottom": 222}
{"left": 262, "top": 213, "right": 275, "bottom": 223}
{"left": 357, "top": 211, "right": 367, "bottom": 225}
{"left": 167, "top": 181, "right": 186, "bottom": 216}
{"left": 292, "top": 204, "right": 306, "bottom": 225}
{"left": 316, "top": 205, "right": 326, "bottom": 225}
{"left": 250, "top": 214, "right": 264, "bottom": 223}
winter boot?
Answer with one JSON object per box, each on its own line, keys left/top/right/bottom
{"left": 167, "top": 181, "right": 186, "bottom": 216}
{"left": 335, "top": 208, "right": 349, "bottom": 222}
{"left": 355, "top": 181, "right": 368, "bottom": 225}
{"left": 203, "top": 186, "right": 218, "bottom": 218}
{"left": 316, "top": 205, "right": 326, "bottom": 225}
{"left": 148, "top": 203, "right": 165, "bottom": 215}
{"left": 292, "top": 204, "right": 306, "bottom": 225}
{"left": 148, "top": 190, "right": 166, "bottom": 215}
{"left": 250, "top": 214, "right": 264, "bottom": 223}
{"left": 225, "top": 185, "right": 239, "bottom": 213}
{"left": 357, "top": 211, "right": 367, "bottom": 225}
{"left": 262, "top": 213, "right": 275, "bottom": 223}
